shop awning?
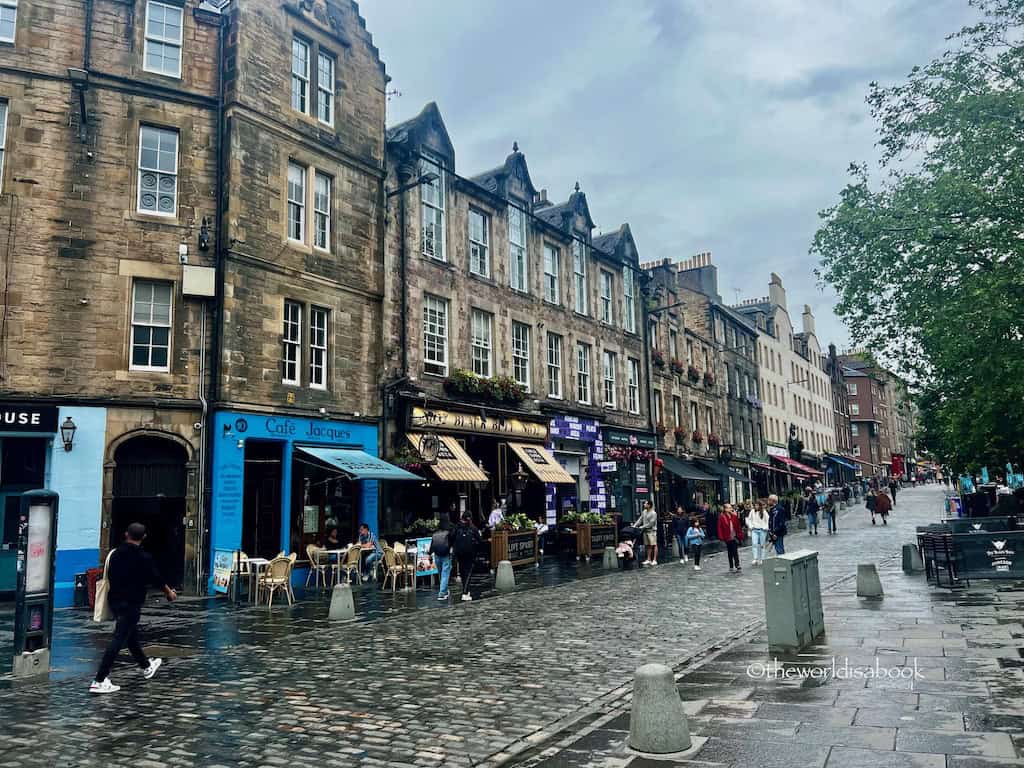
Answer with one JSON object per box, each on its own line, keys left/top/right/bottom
{"left": 295, "top": 446, "right": 420, "bottom": 481}
{"left": 508, "top": 442, "right": 576, "bottom": 484}
{"left": 826, "top": 454, "right": 858, "bottom": 471}
{"left": 771, "top": 455, "right": 824, "bottom": 476}
{"left": 696, "top": 460, "right": 750, "bottom": 483}
{"left": 405, "top": 433, "right": 489, "bottom": 483}
{"left": 660, "top": 455, "right": 718, "bottom": 482}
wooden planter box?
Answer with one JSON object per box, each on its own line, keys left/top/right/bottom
{"left": 560, "top": 522, "right": 618, "bottom": 559}
{"left": 491, "top": 529, "right": 539, "bottom": 568}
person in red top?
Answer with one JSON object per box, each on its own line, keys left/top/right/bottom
{"left": 717, "top": 503, "right": 742, "bottom": 573}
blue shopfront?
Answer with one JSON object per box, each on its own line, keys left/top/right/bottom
{"left": 209, "top": 411, "right": 413, "bottom": 592}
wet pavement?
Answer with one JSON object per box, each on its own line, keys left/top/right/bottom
{"left": 1, "top": 486, "right": 1012, "bottom": 768}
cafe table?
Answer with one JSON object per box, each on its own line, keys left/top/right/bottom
{"left": 323, "top": 547, "right": 349, "bottom": 584}
{"left": 244, "top": 557, "right": 270, "bottom": 603}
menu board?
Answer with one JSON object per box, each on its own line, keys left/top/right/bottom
{"left": 407, "top": 538, "right": 438, "bottom": 577}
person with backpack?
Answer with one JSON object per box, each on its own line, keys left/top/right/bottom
{"left": 804, "top": 489, "right": 820, "bottom": 536}
{"left": 90, "top": 522, "right": 176, "bottom": 694}
{"left": 768, "top": 494, "right": 788, "bottom": 555}
{"left": 821, "top": 489, "right": 837, "bottom": 535}
{"left": 451, "top": 512, "right": 482, "bottom": 602}
{"left": 685, "top": 517, "right": 706, "bottom": 572}
{"left": 866, "top": 488, "right": 878, "bottom": 524}
{"left": 427, "top": 518, "right": 453, "bottom": 601}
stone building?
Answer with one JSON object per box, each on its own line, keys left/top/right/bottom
{"left": 380, "top": 102, "right": 655, "bottom": 533}
{"left": 0, "top": 0, "right": 393, "bottom": 601}
{"left": 839, "top": 357, "right": 892, "bottom": 482}
{"left": 824, "top": 343, "right": 857, "bottom": 485}
{"left": 735, "top": 273, "right": 835, "bottom": 492}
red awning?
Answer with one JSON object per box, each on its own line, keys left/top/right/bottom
{"left": 754, "top": 461, "right": 807, "bottom": 480}
{"left": 771, "top": 455, "right": 824, "bottom": 476}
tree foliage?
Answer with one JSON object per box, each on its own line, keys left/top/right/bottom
{"left": 813, "top": 0, "right": 1024, "bottom": 470}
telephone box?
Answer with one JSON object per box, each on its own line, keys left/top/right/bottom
{"left": 12, "top": 490, "right": 59, "bottom": 678}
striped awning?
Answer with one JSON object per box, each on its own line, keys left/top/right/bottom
{"left": 508, "top": 442, "right": 576, "bottom": 485}
{"left": 406, "top": 433, "right": 489, "bottom": 483}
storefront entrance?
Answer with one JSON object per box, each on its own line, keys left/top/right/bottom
{"left": 1, "top": 437, "right": 48, "bottom": 598}
{"left": 111, "top": 436, "right": 187, "bottom": 589}
{"left": 242, "top": 440, "right": 283, "bottom": 560}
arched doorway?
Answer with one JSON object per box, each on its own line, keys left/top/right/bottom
{"left": 111, "top": 436, "right": 187, "bottom": 588}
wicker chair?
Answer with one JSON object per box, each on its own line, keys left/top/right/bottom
{"left": 381, "top": 547, "right": 412, "bottom": 592}
{"left": 259, "top": 556, "right": 293, "bottom": 606}
{"left": 305, "top": 544, "right": 331, "bottom": 589}
{"left": 338, "top": 546, "right": 362, "bottom": 585}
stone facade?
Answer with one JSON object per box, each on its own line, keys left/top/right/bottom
{"left": 825, "top": 343, "right": 856, "bottom": 481}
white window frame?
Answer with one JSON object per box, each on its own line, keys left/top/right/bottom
{"left": 420, "top": 153, "right": 446, "bottom": 261}
{"left": 847, "top": 382, "right": 858, "bottom": 395}
{"left": 0, "top": 100, "right": 7, "bottom": 190}
{"left": 509, "top": 204, "right": 528, "bottom": 292}
{"left": 576, "top": 342, "right": 591, "bottom": 404}
{"left": 543, "top": 244, "right": 560, "bottom": 304}
{"left": 600, "top": 270, "right": 613, "bottom": 324}
{"left": 669, "top": 329, "right": 678, "bottom": 361}
{"left": 705, "top": 405, "right": 713, "bottom": 436}
{"left": 468, "top": 208, "right": 490, "bottom": 277}
{"left": 309, "top": 306, "right": 328, "bottom": 390}
{"left": 673, "top": 396, "right": 682, "bottom": 429}
{"left": 287, "top": 162, "right": 306, "bottom": 242}
{"left": 622, "top": 268, "right": 636, "bottom": 334}
{"left": 313, "top": 171, "right": 332, "bottom": 251}
{"left": 317, "top": 50, "right": 335, "bottom": 126}
{"left": 0, "top": 0, "right": 17, "bottom": 44}
{"left": 654, "top": 390, "right": 663, "bottom": 425}
{"left": 850, "top": 403, "right": 860, "bottom": 415}
{"left": 851, "top": 423, "right": 860, "bottom": 437}
{"left": 470, "top": 309, "right": 493, "bottom": 379}
{"left": 689, "top": 401, "right": 698, "bottom": 431}
{"left": 627, "top": 358, "right": 640, "bottom": 414}
{"left": 603, "top": 351, "right": 617, "bottom": 408}
{"left": 129, "top": 279, "right": 173, "bottom": 372}
{"left": 137, "top": 125, "right": 179, "bottom": 217}
{"left": 282, "top": 300, "right": 302, "bottom": 385}
{"left": 143, "top": 1, "right": 183, "bottom": 78}
{"left": 291, "top": 38, "right": 310, "bottom": 114}
{"left": 423, "top": 294, "right": 448, "bottom": 376}
{"left": 546, "top": 332, "right": 562, "bottom": 399}
{"left": 512, "top": 321, "right": 530, "bottom": 390}
{"left": 572, "top": 239, "right": 588, "bottom": 315}
{"left": 853, "top": 444, "right": 861, "bottom": 457}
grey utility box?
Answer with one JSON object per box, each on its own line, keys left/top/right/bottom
{"left": 762, "top": 549, "right": 825, "bottom": 653}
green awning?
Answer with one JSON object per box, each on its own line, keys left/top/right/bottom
{"left": 295, "top": 446, "right": 420, "bottom": 481}
{"left": 696, "top": 460, "right": 750, "bottom": 483}
{"left": 660, "top": 454, "right": 718, "bottom": 482}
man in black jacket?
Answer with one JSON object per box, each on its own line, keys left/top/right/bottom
{"left": 90, "top": 522, "right": 177, "bottom": 694}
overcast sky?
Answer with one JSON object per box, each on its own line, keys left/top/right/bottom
{"left": 360, "top": 0, "right": 977, "bottom": 349}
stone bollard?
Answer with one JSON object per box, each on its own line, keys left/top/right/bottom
{"left": 495, "top": 560, "right": 516, "bottom": 591}
{"left": 603, "top": 546, "right": 617, "bottom": 570}
{"left": 628, "top": 663, "right": 692, "bottom": 754}
{"left": 797, "top": 515, "right": 807, "bottom": 530}
{"left": 902, "top": 544, "right": 925, "bottom": 574}
{"left": 856, "top": 563, "right": 884, "bottom": 598}
{"left": 328, "top": 582, "right": 356, "bottom": 621}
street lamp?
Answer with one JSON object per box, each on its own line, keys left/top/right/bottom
{"left": 386, "top": 172, "right": 439, "bottom": 201}
{"left": 511, "top": 463, "right": 529, "bottom": 511}
{"left": 59, "top": 417, "right": 77, "bottom": 452}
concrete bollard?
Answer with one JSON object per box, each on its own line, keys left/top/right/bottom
{"left": 902, "top": 544, "right": 925, "bottom": 574}
{"left": 328, "top": 583, "right": 356, "bottom": 621}
{"left": 628, "top": 663, "right": 692, "bottom": 754}
{"left": 856, "top": 563, "right": 884, "bottom": 598}
{"left": 603, "top": 546, "right": 617, "bottom": 570}
{"left": 495, "top": 560, "right": 516, "bottom": 591}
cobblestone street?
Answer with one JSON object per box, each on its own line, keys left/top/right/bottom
{"left": 3, "top": 485, "right": 1015, "bottom": 768}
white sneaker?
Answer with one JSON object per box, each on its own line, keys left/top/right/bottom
{"left": 461, "top": 593, "right": 471, "bottom": 602}
{"left": 89, "top": 678, "right": 120, "bottom": 694}
{"left": 651, "top": 561, "right": 658, "bottom": 566}
{"left": 142, "top": 658, "right": 163, "bottom": 680}
{"left": 683, "top": 558, "right": 688, "bottom": 563}
{"left": 694, "top": 565, "right": 701, "bottom": 571}
{"left": 679, "top": 558, "right": 686, "bottom": 564}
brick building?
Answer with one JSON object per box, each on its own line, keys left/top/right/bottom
{"left": 380, "top": 102, "right": 655, "bottom": 532}
{"left": 824, "top": 343, "right": 857, "bottom": 484}
{"left": 0, "top": 0, "right": 394, "bottom": 601}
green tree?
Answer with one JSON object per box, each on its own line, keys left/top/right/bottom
{"left": 813, "top": 0, "right": 1024, "bottom": 471}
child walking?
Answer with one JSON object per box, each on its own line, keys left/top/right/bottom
{"left": 685, "top": 518, "right": 706, "bottom": 572}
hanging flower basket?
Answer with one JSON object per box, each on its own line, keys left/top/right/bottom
{"left": 651, "top": 349, "right": 666, "bottom": 368}
{"left": 708, "top": 433, "right": 721, "bottom": 447}
{"left": 687, "top": 365, "right": 701, "bottom": 383}
{"left": 670, "top": 359, "right": 686, "bottom": 376}
{"left": 673, "top": 426, "right": 688, "bottom": 441}
{"left": 703, "top": 371, "right": 716, "bottom": 388}
{"left": 692, "top": 430, "right": 704, "bottom": 443}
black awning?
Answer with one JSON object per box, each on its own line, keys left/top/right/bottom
{"left": 660, "top": 454, "right": 718, "bottom": 482}
{"left": 696, "top": 460, "right": 750, "bottom": 483}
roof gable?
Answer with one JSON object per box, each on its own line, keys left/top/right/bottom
{"left": 386, "top": 102, "right": 455, "bottom": 168}
{"left": 470, "top": 143, "right": 537, "bottom": 202}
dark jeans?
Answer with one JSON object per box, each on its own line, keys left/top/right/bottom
{"left": 456, "top": 553, "right": 474, "bottom": 593}
{"left": 674, "top": 534, "right": 687, "bottom": 559}
{"left": 726, "top": 540, "right": 740, "bottom": 569}
{"left": 96, "top": 602, "right": 148, "bottom": 681}
{"left": 825, "top": 511, "right": 837, "bottom": 533}
{"left": 773, "top": 535, "right": 786, "bottom": 555}
{"left": 690, "top": 543, "right": 702, "bottom": 566}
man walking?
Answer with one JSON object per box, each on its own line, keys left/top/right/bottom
{"left": 451, "top": 512, "right": 482, "bottom": 602}
{"left": 90, "top": 523, "right": 176, "bottom": 694}
{"left": 428, "top": 518, "right": 452, "bottom": 601}
{"left": 717, "top": 503, "right": 742, "bottom": 572}
{"left": 638, "top": 500, "right": 658, "bottom": 566}
{"left": 888, "top": 480, "right": 898, "bottom": 506}
{"left": 768, "top": 494, "right": 788, "bottom": 556}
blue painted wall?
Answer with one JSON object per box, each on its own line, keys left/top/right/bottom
{"left": 209, "top": 410, "right": 378, "bottom": 591}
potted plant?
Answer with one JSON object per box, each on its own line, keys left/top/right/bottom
{"left": 708, "top": 433, "right": 721, "bottom": 448}
{"left": 443, "top": 368, "right": 483, "bottom": 397}
{"left": 404, "top": 517, "right": 440, "bottom": 535}
{"left": 488, "top": 374, "right": 527, "bottom": 405}
{"left": 673, "top": 425, "right": 688, "bottom": 441}
{"left": 703, "top": 370, "right": 716, "bottom": 388}
{"left": 692, "top": 430, "right": 704, "bottom": 443}
{"left": 687, "top": 365, "right": 701, "bottom": 383}
{"left": 651, "top": 349, "right": 666, "bottom": 369}
{"left": 670, "top": 358, "right": 686, "bottom": 376}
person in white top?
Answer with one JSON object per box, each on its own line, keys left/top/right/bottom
{"left": 488, "top": 499, "right": 506, "bottom": 529}
{"left": 748, "top": 500, "right": 770, "bottom": 566}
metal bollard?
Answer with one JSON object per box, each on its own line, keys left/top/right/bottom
{"left": 628, "top": 663, "right": 692, "bottom": 754}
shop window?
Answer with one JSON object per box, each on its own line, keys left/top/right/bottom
{"left": 1, "top": 438, "right": 47, "bottom": 549}
{"left": 130, "top": 279, "right": 173, "bottom": 372}
{"left": 291, "top": 451, "right": 361, "bottom": 559}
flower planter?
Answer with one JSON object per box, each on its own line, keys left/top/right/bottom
{"left": 490, "top": 529, "right": 539, "bottom": 568}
